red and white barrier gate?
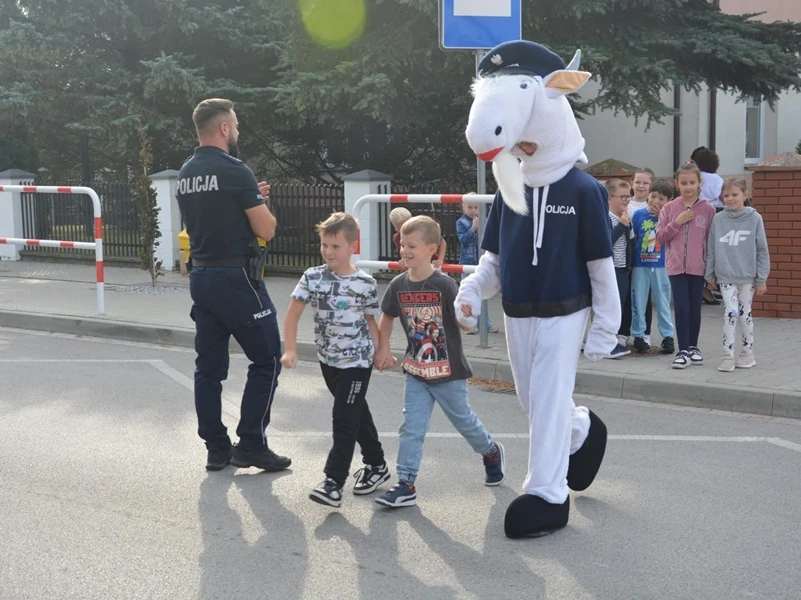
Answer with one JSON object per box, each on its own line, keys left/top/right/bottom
{"left": 351, "top": 194, "right": 494, "bottom": 274}
{"left": 0, "top": 185, "right": 105, "bottom": 314}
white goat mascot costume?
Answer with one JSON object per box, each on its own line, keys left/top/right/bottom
{"left": 455, "top": 40, "right": 620, "bottom": 538}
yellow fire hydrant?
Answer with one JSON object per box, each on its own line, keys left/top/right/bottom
{"left": 177, "top": 229, "right": 267, "bottom": 277}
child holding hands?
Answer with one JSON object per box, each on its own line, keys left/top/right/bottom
{"left": 374, "top": 216, "right": 504, "bottom": 507}
{"left": 282, "top": 212, "right": 390, "bottom": 507}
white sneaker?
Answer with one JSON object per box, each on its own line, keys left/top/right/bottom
{"left": 718, "top": 356, "right": 735, "bottom": 372}
{"left": 735, "top": 349, "right": 756, "bottom": 369}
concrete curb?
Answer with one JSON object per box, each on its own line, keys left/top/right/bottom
{"left": 2, "top": 309, "right": 799, "bottom": 420}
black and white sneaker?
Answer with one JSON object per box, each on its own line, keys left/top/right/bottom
{"left": 688, "top": 347, "right": 704, "bottom": 366}
{"left": 352, "top": 463, "right": 391, "bottom": 495}
{"left": 309, "top": 478, "right": 343, "bottom": 508}
{"left": 375, "top": 482, "right": 417, "bottom": 508}
{"left": 604, "top": 343, "right": 631, "bottom": 359}
{"left": 672, "top": 350, "right": 690, "bottom": 370}
{"left": 660, "top": 337, "right": 675, "bottom": 355}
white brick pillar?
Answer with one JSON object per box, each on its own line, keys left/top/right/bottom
{"left": 343, "top": 169, "right": 392, "bottom": 273}
{"left": 0, "top": 169, "right": 36, "bottom": 261}
{"left": 150, "top": 169, "right": 181, "bottom": 271}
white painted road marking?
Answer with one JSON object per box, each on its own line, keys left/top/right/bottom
{"left": 2, "top": 357, "right": 797, "bottom": 452}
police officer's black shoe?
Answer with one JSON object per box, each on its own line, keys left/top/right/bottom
{"left": 206, "top": 445, "right": 233, "bottom": 471}
{"left": 231, "top": 445, "right": 291, "bottom": 472}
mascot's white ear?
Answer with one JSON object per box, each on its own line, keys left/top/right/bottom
{"left": 544, "top": 69, "right": 591, "bottom": 98}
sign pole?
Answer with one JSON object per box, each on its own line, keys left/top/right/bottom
{"left": 476, "top": 50, "right": 489, "bottom": 350}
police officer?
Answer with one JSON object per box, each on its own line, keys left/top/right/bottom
{"left": 177, "top": 98, "right": 290, "bottom": 472}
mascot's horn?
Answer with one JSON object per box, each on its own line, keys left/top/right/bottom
{"left": 566, "top": 49, "right": 581, "bottom": 71}
{"left": 492, "top": 151, "right": 528, "bottom": 215}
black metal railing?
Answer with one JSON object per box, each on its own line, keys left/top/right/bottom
{"left": 266, "top": 183, "right": 345, "bottom": 270}
{"left": 379, "top": 183, "right": 484, "bottom": 264}
{"left": 20, "top": 179, "right": 143, "bottom": 259}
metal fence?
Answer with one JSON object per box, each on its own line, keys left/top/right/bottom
{"left": 20, "top": 179, "right": 142, "bottom": 259}
{"left": 379, "top": 182, "right": 493, "bottom": 264}
{"left": 265, "top": 183, "right": 345, "bottom": 270}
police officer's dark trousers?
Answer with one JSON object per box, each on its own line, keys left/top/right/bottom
{"left": 190, "top": 266, "right": 282, "bottom": 452}
{"left": 319, "top": 362, "right": 384, "bottom": 486}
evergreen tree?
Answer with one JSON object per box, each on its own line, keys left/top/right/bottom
{"left": 132, "top": 129, "right": 162, "bottom": 286}
{"left": 2, "top": 0, "right": 801, "bottom": 187}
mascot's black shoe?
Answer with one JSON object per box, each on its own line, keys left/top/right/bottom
{"left": 567, "top": 409, "right": 607, "bottom": 492}
{"left": 504, "top": 494, "right": 569, "bottom": 539}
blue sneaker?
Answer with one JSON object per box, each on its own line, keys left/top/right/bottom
{"left": 604, "top": 343, "right": 631, "bottom": 359}
{"left": 375, "top": 481, "right": 417, "bottom": 508}
{"left": 483, "top": 442, "right": 505, "bottom": 486}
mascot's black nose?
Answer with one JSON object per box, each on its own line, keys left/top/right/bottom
{"left": 495, "top": 126, "right": 503, "bottom": 136}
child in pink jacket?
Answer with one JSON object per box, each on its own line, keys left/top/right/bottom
{"left": 656, "top": 161, "right": 716, "bottom": 370}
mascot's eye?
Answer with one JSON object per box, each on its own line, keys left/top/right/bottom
{"left": 519, "top": 82, "right": 529, "bottom": 89}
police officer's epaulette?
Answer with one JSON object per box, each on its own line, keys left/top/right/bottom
{"left": 181, "top": 154, "right": 193, "bottom": 166}
{"left": 221, "top": 153, "right": 244, "bottom": 165}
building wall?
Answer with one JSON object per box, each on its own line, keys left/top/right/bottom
{"left": 579, "top": 80, "right": 676, "bottom": 178}
{"left": 777, "top": 90, "right": 801, "bottom": 154}
{"left": 578, "top": 83, "right": 785, "bottom": 181}
{"left": 749, "top": 168, "right": 801, "bottom": 319}
{"left": 720, "top": 0, "right": 801, "bottom": 22}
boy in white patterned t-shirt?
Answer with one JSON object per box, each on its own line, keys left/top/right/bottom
{"left": 281, "top": 212, "right": 390, "bottom": 507}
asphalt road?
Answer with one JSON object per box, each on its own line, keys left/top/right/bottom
{"left": 1, "top": 328, "right": 800, "bottom": 600}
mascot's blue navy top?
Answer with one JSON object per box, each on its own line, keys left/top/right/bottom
{"left": 482, "top": 175, "right": 612, "bottom": 318}
{"left": 477, "top": 40, "right": 613, "bottom": 318}
{"left": 177, "top": 146, "right": 264, "bottom": 261}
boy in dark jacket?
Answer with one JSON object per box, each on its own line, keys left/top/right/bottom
{"left": 605, "top": 179, "right": 633, "bottom": 359}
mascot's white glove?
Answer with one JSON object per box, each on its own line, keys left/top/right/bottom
{"left": 583, "top": 256, "right": 621, "bottom": 361}
{"left": 454, "top": 251, "right": 502, "bottom": 330}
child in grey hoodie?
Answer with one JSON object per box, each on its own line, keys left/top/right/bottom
{"left": 705, "top": 178, "right": 770, "bottom": 372}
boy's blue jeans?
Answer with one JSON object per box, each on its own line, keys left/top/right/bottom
{"left": 631, "top": 267, "right": 674, "bottom": 338}
{"left": 396, "top": 375, "right": 494, "bottom": 484}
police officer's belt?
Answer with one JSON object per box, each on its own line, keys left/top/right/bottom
{"left": 192, "top": 257, "right": 249, "bottom": 268}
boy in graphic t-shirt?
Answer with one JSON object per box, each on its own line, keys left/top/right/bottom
{"left": 374, "top": 216, "right": 505, "bottom": 508}
{"left": 282, "top": 212, "right": 390, "bottom": 508}
{"left": 631, "top": 179, "right": 676, "bottom": 354}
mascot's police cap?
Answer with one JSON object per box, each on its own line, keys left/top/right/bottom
{"left": 477, "top": 40, "right": 566, "bottom": 78}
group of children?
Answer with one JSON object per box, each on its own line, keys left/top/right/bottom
{"left": 281, "top": 212, "right": 504, "bottom": 508}
{"left": 604, "top": 162, "right": 770, "bottom": 372}
{"left": 276, "top": 158, "right": 770, "bottom": 506}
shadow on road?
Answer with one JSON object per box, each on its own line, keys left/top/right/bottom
{"left": 197, "top": 470, "right": 307, "bottom": 600}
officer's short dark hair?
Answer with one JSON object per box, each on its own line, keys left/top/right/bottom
{"left": 192, "top": 98, "right": 235, "bottom": 135}
{"left": 317, "top": 212, "right": 359, "bottom": 243}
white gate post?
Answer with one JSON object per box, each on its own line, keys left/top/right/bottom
{"left": 0, "top": 169, "right": 36, "bottom": 261}
{"left": 150, "top": 170, "right": 181, "bottom": 271}
{"left": 343, "top": 170, "right": 392, "bottom": 274}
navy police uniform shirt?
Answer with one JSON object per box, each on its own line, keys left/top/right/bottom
{"left": 176, "top": 146, "right": 264, "bottom": 261}
{"left": 481, "top": 167, "right": 612, "bottom": 318}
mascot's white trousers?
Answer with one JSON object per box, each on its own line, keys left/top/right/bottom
{"left": 505, "top": 308, "right": 591, "bottom": 504}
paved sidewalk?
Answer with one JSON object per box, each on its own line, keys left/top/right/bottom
{"left": 1, "top": 260, "right": 799, "bottom": 418}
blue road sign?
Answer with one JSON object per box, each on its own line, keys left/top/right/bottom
{"left": 440, "top": 0, "right": 522, "bottom": 51}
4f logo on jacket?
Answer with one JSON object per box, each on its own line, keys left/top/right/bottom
{"left": 719, "top": 230, "right": 751, "bottom": 246}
